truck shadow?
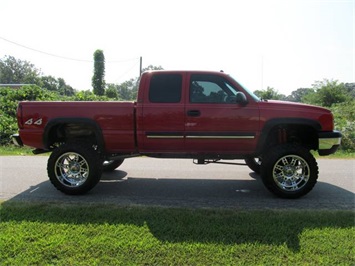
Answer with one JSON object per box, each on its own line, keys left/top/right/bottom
{"left": 2, "top": 170, "right": 354, "bottom": 251}
{"left": 4, "top": 168, "right": 354, "bottom": 210}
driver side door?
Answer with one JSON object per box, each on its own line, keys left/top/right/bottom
{"left": 184, "top": 73, "right": 259, "bottom": 154}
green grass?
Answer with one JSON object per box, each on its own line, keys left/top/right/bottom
{"left": 0, "top": 202, "right": 354, "bottom": 265}
{"left": 0, "top": 145, "right": 34, "bottom": 156}
{"left": 313, "top": 149, "right": 355, "bottom": 159}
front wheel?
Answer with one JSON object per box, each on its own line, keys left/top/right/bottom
{"left": 47, "top": 143, "right": 103, "bottom": 195}
{"left": 261, "top": 144, "right": 318, "bottom": 199}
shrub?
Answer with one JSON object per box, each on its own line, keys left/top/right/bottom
{"left": 331, "top": 101, "right": 355, "bottom": 151}
{"left": 0, "top": 86, "right": 61, "bottom": 144}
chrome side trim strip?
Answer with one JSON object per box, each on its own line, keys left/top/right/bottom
{"left": 186, "top": 135, "right": 255, "bottom": 139}
{"left": 147, "top": 135, "right": 184, "bottom": 139}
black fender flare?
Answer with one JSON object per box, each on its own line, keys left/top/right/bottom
{"left": 255, "top": 118, "right": 321, "bottom": 154}
{"left": 43, "top": 117, "right": 105, "bottom": 151}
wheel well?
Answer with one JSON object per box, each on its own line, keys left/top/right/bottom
{"left": 261, "top": 124, "right": 318, "bottom": 153}
{"left": 45, "top": 122, "right": 103, "bottom": 150}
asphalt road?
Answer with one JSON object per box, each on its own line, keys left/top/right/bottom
{"left": 0, "top": 156, "right": 354, "bottom": 210}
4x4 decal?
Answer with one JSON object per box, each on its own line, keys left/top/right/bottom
{"left": 25, "top": 118, "right": 42, "bottom": 125}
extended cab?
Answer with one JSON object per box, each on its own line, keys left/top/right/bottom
{"left": 13, "top": 70, "right": 342, "bottom": 198}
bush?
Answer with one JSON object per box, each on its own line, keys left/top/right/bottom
{"left": 0, "top": 114, "right": 17, "bottom": 145}
{"left": 0, "top": 86, "right": 61, "bottom": 144}
{"left": 70, "top": 90, "right": 109, "bottom": 101}
{"left": 331, "top": 101, "right": 355, "bottom": 151}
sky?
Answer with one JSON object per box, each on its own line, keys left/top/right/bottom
{"left": 0, "top": 0, "right": 354, "bottom": 95}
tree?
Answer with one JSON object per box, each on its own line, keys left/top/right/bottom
{"left": 302, "top": 79, "right": 351, "bottom": 107}
{"left": 0, "top": 55, "right": 42, "bottom": 85}
{"left": 40, "top": 75, "right": 59, "bottom": 91}
{"left": 92, "top": 50, "right": 105, "bottom": 96}
{"left": 105, "top": 84, "right": 118, "bottom": 99}
{"left": 253, "top": 87, "right": 286, "bottom": 100}
{"left": 344, "top": 83, "right": 355, "bottom": 98}
{"left": 286, "top": 88, "right": 313, "bottom": 102}
{"left": 117, "top": 79, "right": 135, "bottom": 100}
{"left": 142, "top": 65, "right": 164, "bottom": 72}
{"left": 57, "top": 78, "right": 75, "bottom": 96}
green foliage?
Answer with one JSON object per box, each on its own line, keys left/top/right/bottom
{"left": 0, "top": 55, "right": 75, "bottom": 96}
{"left": 0, "top": 145, "right": 34, "bottom": 155}
{"left": 40, "top": 75, "right": 58, "bottom": 91}
{"left": 298, "top": 79, "right": 354, "bottom": 151}
{"left": 57, "top": 78, "right": 75, "bottom": 96}
{"left": 345, "top": 82, "right": 355, "bottom": 98}
{"left": 302, "top": 79, "right": 352, "bottom": 107}
{"left": 0, "top": 55, "right": 42, "bottom": 85}
{"left": 286, "top": 88, "right": 313, "bottom": 102}
{"left": 117, "top": 79, "right": 136, "bottom": 100}
{"left": 143, "top": 65, "right": 164, "bottom": 71}
{"left": 92, "top": 49, "right": 105, "bottom": 96}
{"left": 1, "top": 202, "right": 354, "bottom": 265}
{"left": 0, "top": 115, "right": 17, "bottom": 145}
{"left": 105, "top": 84, "right": 118, "bottom": 99}
{"left": 331, "top": 101, "right": 355, "bottom": 151}
{"left": 0, "top": 86, "right": 60, "bottom": 144}
{"left": 253, "top": 86, "right": 286, "bottom": 100}
{"left": 70, "top": 90, "right": 109, "bottom": 101}
{"left": 105, "top": 81, "right": 138, "bottom": 101}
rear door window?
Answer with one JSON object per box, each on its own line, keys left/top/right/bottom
{"left": 149, "top": 74, "right": 182, "bottom": 103}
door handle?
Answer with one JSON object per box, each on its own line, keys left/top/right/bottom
{"left": 187, "top": 110, "right": 201, "bottom": 117}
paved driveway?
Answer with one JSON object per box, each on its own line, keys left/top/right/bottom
{"left": 1, "top": 156, "right": 354, "bottom": 210}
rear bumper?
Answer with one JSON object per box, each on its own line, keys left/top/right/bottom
{"left": 318, "top": 131, "right": 342, "bottom": 156}
{"left": 12, "top": 134, "right": 23, "bottom": 146}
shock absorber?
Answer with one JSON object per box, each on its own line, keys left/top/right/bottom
{"left": 278, "top": 127, "right": 287, "bottom": 144}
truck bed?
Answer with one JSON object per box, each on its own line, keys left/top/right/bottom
{"left": 18, "top": 101, "right": 136, "bottom": 153}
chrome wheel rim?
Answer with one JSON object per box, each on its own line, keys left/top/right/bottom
{"left": 272, "top": 155, "right": 310, "bottom": 191}
{"left": 55, "top": 152, "right": 89, "bottom": 187}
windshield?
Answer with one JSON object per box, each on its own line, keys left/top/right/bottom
{"left": 229, "top": 75, "right": 260, "bottom": 101}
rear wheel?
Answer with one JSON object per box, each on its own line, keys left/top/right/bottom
{"left": 47, "top": 143, "right": 102, "bottom": 195}
{"left": 261, "top": 144, "right": 318, "bottom": 199}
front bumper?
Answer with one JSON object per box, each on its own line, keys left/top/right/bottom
{"left": 12, "top": 134, "right": 23, "bottom": 146}
{"left": 318, "top": 131, "right": 342, "bottom": 156}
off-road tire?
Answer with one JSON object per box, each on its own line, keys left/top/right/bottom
{"left": 47, "top": 143, "right": 103, "bottom": 195}
{"left": 261, "top": 144, "right": 318, "bottom": 199}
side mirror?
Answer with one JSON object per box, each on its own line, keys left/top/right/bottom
{"left": 235, "top": 92, "right": 248, "bottom": 105}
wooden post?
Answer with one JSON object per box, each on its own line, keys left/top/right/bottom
{"left": 139, "top": 56, "right": 142, "bottom": 76}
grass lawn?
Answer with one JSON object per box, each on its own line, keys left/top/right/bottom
{"left": 0, "top": 202, "right": 354, "bottom": 265}
{"left": 0, "top": 145, "right": 34, "bottom": 156}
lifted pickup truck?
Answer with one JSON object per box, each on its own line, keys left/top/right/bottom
{"left": 13, "top": 70, "right": 341, "bottom": 198}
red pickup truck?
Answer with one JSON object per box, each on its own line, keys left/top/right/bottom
{"left": 13, "top": 70, "right": 341, "bottom": 198}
